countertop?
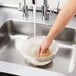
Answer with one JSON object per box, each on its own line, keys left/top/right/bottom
{"left": 0, "top": 6, "right": 76, "bottom": 76}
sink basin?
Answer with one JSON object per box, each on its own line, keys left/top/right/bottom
{"left": 0, "top": 20, "right": 76, "bottom": 74}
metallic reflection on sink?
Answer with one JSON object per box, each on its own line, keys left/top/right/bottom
{"left": 1, "top": 20, "right": 75, "bottom": 43}
{"left": 0, "top": 20, "right": 76, "bottom": 74}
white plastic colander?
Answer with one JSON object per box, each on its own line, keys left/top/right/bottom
{"left": 19, "top": 36, "right": 59, "bottom": 66}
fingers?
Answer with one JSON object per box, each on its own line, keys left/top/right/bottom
{"left": 38, "top": 46, "right": 48, "bottom": 56}
{"left": 37, "top": 46, "right": 41, "bottom": 56}
{"left": 38, "top": 46, "right": 41, "bottom": 54}
{"left": 41, "top": 48, "right": 48, "bottom": 53}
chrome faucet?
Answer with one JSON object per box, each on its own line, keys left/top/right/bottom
{"left": 42, "top": 0, "right": 49, "bottom": 20}
{"left": 19, "top": 0, "right": 28, "bottom": 17}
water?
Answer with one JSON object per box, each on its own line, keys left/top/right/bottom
{"left": 33, "top": 4, "right": 36, "bottom": 37}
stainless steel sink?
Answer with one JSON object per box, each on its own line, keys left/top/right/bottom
{"left": 0, "top": 20, "right": 76, "bottom": 74}
{"left": 0, "top": 20, "right": 75, "bottom": 42}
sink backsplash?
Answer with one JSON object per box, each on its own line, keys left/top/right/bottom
{"left": 0, "top": 0, "right": 68, "bottom": 9}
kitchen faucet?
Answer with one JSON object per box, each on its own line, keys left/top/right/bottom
{"left": 19, "top": 0, "right": 49, "bottom": 20}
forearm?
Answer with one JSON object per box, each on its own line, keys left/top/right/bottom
{"left": 46, "top": 0, "right": 76, "bottom": 42}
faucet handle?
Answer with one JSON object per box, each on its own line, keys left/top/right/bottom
{"left": 19, "top": 2, "right": 21, "bottom": 8}
{"left": 51, "top": 1, "right": 60, "bottom": 14}
{"left": 43, "top": 0, "right": 48, "bottom": 6}
{"left": 23, "top": 5, "right": 29, "bottom": 17}
{"left": 41, "top": 5, "right": 49, "bottom": 20}
{"left": 57, "top": 1, "right": 60, "bottom": 13}
{"left": 18, "top": 0, "right": 29, "bottom": 17}
{"left": 18, "top": 2, "right": 23, "bottom": 11}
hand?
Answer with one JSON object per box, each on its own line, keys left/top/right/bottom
{"left": 38, "top": 37, "right": 52, "bottom": 56}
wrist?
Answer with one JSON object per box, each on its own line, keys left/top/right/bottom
{"left": 45, "top": 36, "right": 53, "bottom": 44}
